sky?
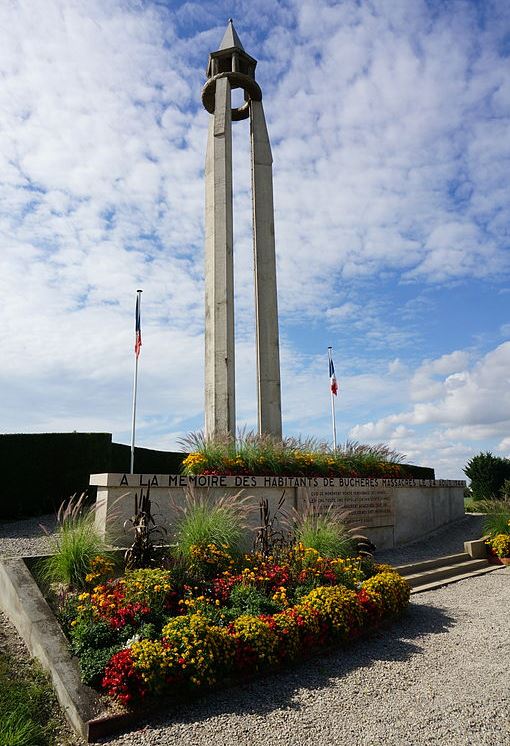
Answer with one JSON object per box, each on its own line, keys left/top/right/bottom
{"left": 1, "top": 0, "right": 509, "bottom": 479}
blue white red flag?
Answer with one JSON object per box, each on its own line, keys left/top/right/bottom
{"left": 329, "top": 356, "right": 338, "bottom": 396}
{"left": 135, "top": 293, "right": 142, "bottom": 358}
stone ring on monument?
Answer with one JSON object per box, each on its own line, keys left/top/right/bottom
{"left": 202, "top": 72, "right": 262, "bottom": 121}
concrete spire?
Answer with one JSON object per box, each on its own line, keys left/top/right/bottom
{"left": 202, "top": 26, "right": 282, "bottom": 441}
{"left": 219, "top": 19, "right": 245, "bottom": 51}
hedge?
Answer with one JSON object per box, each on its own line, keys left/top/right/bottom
{"left": 0, "top": 433, "right": 186, "bottom": 520}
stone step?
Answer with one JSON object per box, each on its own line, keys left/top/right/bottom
{"left": 409, "top": 564, "right": 506, "bottom": 594}
{"left": 401, "top": 558, "right": 489, "bottom": 588}
{"left": 396, "top": 552, "right": 470, "bottom": 577}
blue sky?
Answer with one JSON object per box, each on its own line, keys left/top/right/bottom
{"left": 0, "top": 0, "right": 509, "bottom": 478}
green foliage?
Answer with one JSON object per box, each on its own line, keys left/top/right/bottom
{"left": 295, "top": 515, "right": 356, "bottom": 558}
{"left": 70, "top": 618, "right": 117, "bottom": 656}
{"left": 122, "top": 567, "right": 174, "bottom": 615}
{"left": 180, "top": 431, "right": 433, "bottom": 479}
{"left": 0, "top": 712, "right": 45, "bottom": 746}
{"left": 171, "top": 490, "right": 252, "bottom": 560}
{"left": 293, "top": 500, "right": 357, "bottom": 559}
{"left": 225, "top": 583, "right": 279, "bottom": 620}
{"left": 477, "top": 500, "right": 510, "bottom": 537}
{"left": 500, "top": 479, "right": 510, "bottom": 501}
{"left": 464, "top": 452, "right": 510, "bottom": 501}
{"left": 78, "top": 645, "right": 122, "bottom": 687}
{"left": 38, "top": 494, "right": 108, "bottom": 589}
{"left": 0, "top": 653, "right": 58, "bottom": 746}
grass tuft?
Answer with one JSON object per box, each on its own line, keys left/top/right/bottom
{"left": 477, "top": 499, "right": 510, "bottom": 537}
{"left": 292, "top": 497, "right": 359, "bottom": 558}
{"left": 171, "top": 488, "right": 253, "bottom": 559}
{"left": 0, "top": 652, "right": 60, "bottom": 746}
{"left": 38, "top": 493, "right": 108, "bottom": 589}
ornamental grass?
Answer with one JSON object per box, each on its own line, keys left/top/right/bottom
{"left": 180, "top": 432, "right": 408, "bottom": 479}
{"left": 38, "top": 493, "right": 111, "bottom": 590}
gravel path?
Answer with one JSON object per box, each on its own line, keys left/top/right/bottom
{"left": 1, "top": 514, "right": 509, "bottom": 746}
{"left": 375, "top": 513, "right": 486, "bottom": 565}
{"left": 95, "top": 569, "right": 509, "bottom": 746}
{"left": 0, "top": 513, "right": 57, "bottom": 557}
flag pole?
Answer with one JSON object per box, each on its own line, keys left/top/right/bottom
{"left": 328, "top": 346, "right": 337, "bottom": 451}
{"left": 130, "top": 289, "right": 143, "bottom": 474}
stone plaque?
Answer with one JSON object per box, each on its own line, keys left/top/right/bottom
{"left": 296, "top": 484, "right": 394, "bottom": 529}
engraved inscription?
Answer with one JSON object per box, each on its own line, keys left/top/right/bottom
{"left": 296, "top": 486, "right": 394, "bottom": 528}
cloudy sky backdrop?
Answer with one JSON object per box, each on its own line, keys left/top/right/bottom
{"left": 1, "top": 0, "right": 509, "bottom": 477}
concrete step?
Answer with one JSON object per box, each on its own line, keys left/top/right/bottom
{"left": 409, "top": 564, "right": 506, "bottom": 594}
{"left": 396, "top": 552, "right": 470, "bottom": 577}
{"left": 401, "top": 558, "right": 490, "bottom": 588}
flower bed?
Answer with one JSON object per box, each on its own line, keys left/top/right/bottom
{"left": 180, "top": 432, "right": 420, "bottom": 479}
{"left": 56, "top": 548, "right": 410, "bottom": 706}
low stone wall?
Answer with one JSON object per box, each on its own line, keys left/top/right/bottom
{"left": 91, "top": 473, "right": 466, "bottom": 550}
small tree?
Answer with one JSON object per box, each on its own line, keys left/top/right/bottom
{"left": 463, "top": 452, "right": 510, "bottom": 501}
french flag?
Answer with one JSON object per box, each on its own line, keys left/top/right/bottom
{"left": 329, "top": 356, "right": 338, "bottom": 396}
{"left": 135, "top": 293, "right": 142, "bottom": 358}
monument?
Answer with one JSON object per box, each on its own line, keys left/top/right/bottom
{"left": 90, "top": 23, "right": 466, "bottom": 552}
{"left": 202, "top": 20, "right": 282, "bottom": 440}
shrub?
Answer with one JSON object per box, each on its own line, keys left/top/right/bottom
{"left": 229, "top": 614, "right": 279, "bottom": 671}
{"left": 464, "top": 452, "right": 510, "bottom": 501}
{"left": 70, "top": 618, "right": 117, "bottom": 656}
{"left": 185, "top": 542, "right": 235, "bottom": 581}
{"left": 63, "top": 550, "right": 411, "bottom": 705}
{"left": 362, "top": 571, "right": 410, "bottom": 617}
{"left": 122, "top": 568, "right": 174, "bottom": 615}
{"left": 500, "top": 479, "right": 510, "bottom": 501}
{"left": 284, "top": 603, "right": 325, "bottom": 649}
{"left": 102, "top": 648, "right": 148, "bottom": 705}
{"left": 267, "top": 610, "right": 300, "bottom": 661}
{"left": 79, "top": 645, "right": 123, "bottom": 687}
{"left": 159, "top": 613, "right": 235, "bottom": 687}
{"left": 225, "top": 582, "right": 279, "bottom": 619}
{"left": 300, "top": 585, "right": 363, "bottom": 641}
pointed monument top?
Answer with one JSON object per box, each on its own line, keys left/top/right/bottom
{"left": 219, "top": 19, "right": 245, "bottom": 51}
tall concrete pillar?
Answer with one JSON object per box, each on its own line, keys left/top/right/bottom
{"left": 250, "top": 100, "right": 282, "bottom": 439}
{"left": 204, "top": 76, "right": 235, "bottom": 437}
{"left": 202, "top": 20, "right": 282, "bottom": 440}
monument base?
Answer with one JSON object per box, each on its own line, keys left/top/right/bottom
{"left": 90, "top": 473, "right": 466, "bottom": 551}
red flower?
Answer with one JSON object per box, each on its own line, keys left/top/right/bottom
{"left": 102, "top": 649, "right": 147, "bottom": 705}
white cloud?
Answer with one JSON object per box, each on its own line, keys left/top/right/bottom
{"left": 0, "top": 0, "right": 508, "bottom": 482}
{"left": 350, "top": 342, "right": 510, "bottom": 476}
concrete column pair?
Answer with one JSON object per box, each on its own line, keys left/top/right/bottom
{"left": 204, "top": 76, "right": 282, "bottom": 440}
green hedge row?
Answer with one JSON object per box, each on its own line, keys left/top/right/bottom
{"left": 0, "top": 433, "right": 186, "bottom": 520}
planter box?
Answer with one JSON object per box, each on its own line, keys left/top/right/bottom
{"left": 90, "top": 473, "right": 466, "bottom": 550}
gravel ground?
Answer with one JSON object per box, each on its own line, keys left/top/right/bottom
{"left": 0, "top": 513, "right": 58, "bottom": 557}
{"left": 375, "top": 513, "right": 486, "bottom": 565}
{"left": 1, "top": 514, "right": 509, "bottom": 746}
